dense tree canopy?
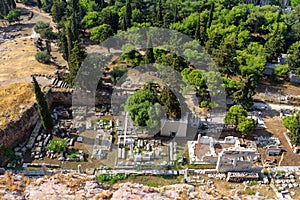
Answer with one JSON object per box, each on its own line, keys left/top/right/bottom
{"left": 24, "top": 0, "right": 300, "bottom": 114}
{"left": 283, "top": 112, "right": 300, "bottom": 145}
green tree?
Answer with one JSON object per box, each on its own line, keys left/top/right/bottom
{"left": 81, "top": 11, "right": 101, "bottom": 29}
{"left": 110, "top": 65, "right": 128, "bottom": 83}
{"left": 233, "top": 75, "right": 257, "bottom": 109}
{"left": 273, "top": 64, "right": 290, "bottom": 79}
{"left": 212, "top": 33, "right": 238, "bottom": 76}
{"left": 287, "top": 41, "right": 300, "bottom": 76}
{"left": 66, "top": 41, "right": 86, "bottom": 86}
{"left": 32, "top": 76, "right": 54, "bottom": 131}
{"left": 157, "top": 0, "right": 163, "bottom": 25}
{"left": 237, "top": 117, "right": 256, "bottom": 136}
{"left": 282, "top": 112, "right": 300, "bottom": 145}
{"left": 145, "top": 36, "right": 155, "bottom": 64}
{"left": 119, "top": 49, "right": 143, "bottom": 67}
{"left": 37, "top": 0, "right": 42, "bottom": 9}
{"left": 51, "top": 0, "right": 66, "bottom": 23}
{"left": 147, "top": 102, "right": 164, "bottom": 135}
{"left": 6, "top": 9, "right": 21, "bottom": 24}
{"left": 158, "top": 87, "right": 181, "bottom": 119}
{"left": 90, "top": 24, "right": 113, "bottom": 43}
{"left": 35, "top": 50, "right": 51, "bottom": 64}
{"left": 58, "top": 30, "right": 69, "bottom": 61}
{"left": 126, "top": 89, "right": 156, "bottom": 126}
{"left": 291, "top": 0, "right": 300, "bottom": 8}
{"left": 125, "top": 0, "right": 132, "bottom": 29}
{"left": 236, "top": 42, "right": 266, "bottom": 78}
{"left": 225, "top": 105, "right": 248, "bottom": 127}
{"left": 34, "top": 21, "right": 56, "bottom": 40}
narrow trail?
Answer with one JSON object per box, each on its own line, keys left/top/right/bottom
{"left": 17, "top": 3, "right": 57, "bottom": 32}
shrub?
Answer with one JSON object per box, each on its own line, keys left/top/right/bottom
{"left": 47, "top": 138, "right": 67, "bottom": 152}
{"left": 200, "top": 100, "right": 211, "bottom": 108}
{"left": 6, "top": 9, "right": 21, "bottom": 23}
{"left": 35, "top": 51, "right": 51, "bottom": 64}
{"left": 273, "top": 64, "right": 290, "bottom": 79}
{"left": 96, "top": 173, "right": 126, "bottom": 185}
{"left": 249, "top": 181, "right": 258, "bottom": 186}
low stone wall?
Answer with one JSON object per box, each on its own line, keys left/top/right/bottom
{"left": 0, "top": 105, "right": 39, "bottom": 148}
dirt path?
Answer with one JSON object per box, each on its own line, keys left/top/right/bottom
{"left": 263, "top": 115, "right": 300, "bottom": 166}
{"left": 16, "top": 3, "right": 57, "bottom": 32}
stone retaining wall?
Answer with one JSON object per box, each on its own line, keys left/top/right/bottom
{"left": 0, "top": 105, "right": 39, "bottom": 148}
{"left": 0, "top": 88, "right": 112, "bottom": 149}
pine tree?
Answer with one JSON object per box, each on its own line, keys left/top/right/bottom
{"left": 125, "top": 0, "right": 132, "bottom": 29}
{"left": 32, "top": 76, "right": 54, "bottom": 132}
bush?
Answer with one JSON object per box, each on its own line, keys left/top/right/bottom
{"left": 6, "top": 9, "right": 21, "bottom": 23}
{"left": 200, "top": 100, "right": 211, "bottom": 108}
{"left": 273, "top": 64, "right": 290, "bottom": 79}
{"left": 96, "top": 173, "right": 126, "bottom": 185}
{"left": 34, "top": 21, "right": 56, "bottom": 40}
{"left": 35, "top": 51, "right": 51, "bottom": 64}
{"left": 47, "top": 138, "right": 67, "bottom": 152}
{"left": 249, "top": 181, "right": 258, "bottom": 186}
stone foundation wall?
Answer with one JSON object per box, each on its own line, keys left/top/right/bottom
{"left": 0, "top": 105, "right": 39, "bottom": 148}
{"left": 47, "top": 88, "right": 112, "bottom": 107}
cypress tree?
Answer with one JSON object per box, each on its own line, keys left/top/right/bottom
{"left": 123, "top": 15, "right": 127, "bottom": 31}
{"left": 1, "top": 0, "right": 9, "bottom": 16}
{"left": 173, "top": 4, "right": 178, "bottom": 23}
{"left": 145, "top": 36, "right": 155, "bottom": 64}
{"left": 59, "top": 30, "right": 69, "bottom": 61}
{"left": 125, "top": 0, "right": 132, "bottom": 29}
{"left": 207, "top": 3, "right": 214, "bottom": 29}
{"left": 109, "top": 0, "right": 115, "bottom": 6}
{"left": 70, "top": 12, "right": 79, "bottom": 42}
{"left": 37, "top": 0, "right": 42, "bottom": 9}
{"left": 152, "top": 0, "right": 157, "bottom": 23}
{"left": 66, "top": 22, "right": 74, "bottom": 61}
{"left": 66, "top": 41, "right": 86, "bottom": 86}
{"left": 157, "top": 0, "right": 163, "bottom": 25}
{"left": 32, "top": 76, "right": 54, "bottom": 132}
{"left": 195, "top": 12, "right": 200, "bottom": 40}
{"left": 46, "top": 39, "right": 51, "bottom": 53}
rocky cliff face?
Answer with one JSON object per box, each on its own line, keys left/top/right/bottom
{"left": 0, "top": 105, "right": 39, "bottom": 149}
{"left": 0, "top": 173, "right": 276, "bottom": 200}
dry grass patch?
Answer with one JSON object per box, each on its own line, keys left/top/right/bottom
{"left": 0, "top": 82, "right": 35, "bottom": 128}
{"left": 0, "top": 38, "right": 56, "bottom": 84}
